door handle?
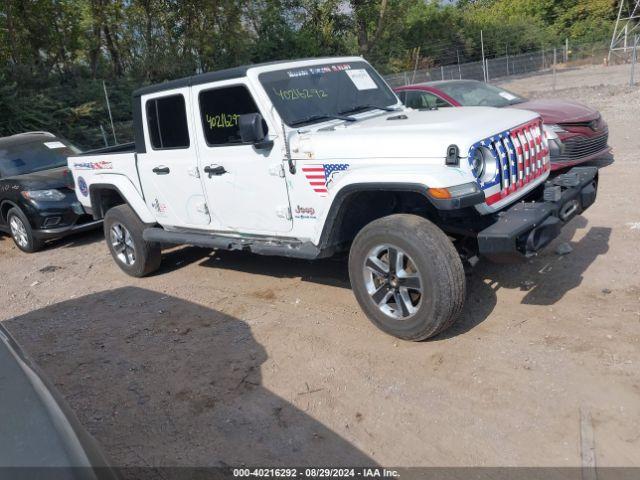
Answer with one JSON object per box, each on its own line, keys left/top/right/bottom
{"left": 152, "top": 166, "right": 170, "bottom": 175}
{"left": 203, "top": 165, "right": 227, "bottom": 177}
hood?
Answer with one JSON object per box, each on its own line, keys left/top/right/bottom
{"left": 292, "top": 106, "right": 539, "bottom": 161}
{"left": 507, "top": 99, "right": 599, "bottom": 125}
{"left": 4, "top": 166, "right": 72, "bottom": 190}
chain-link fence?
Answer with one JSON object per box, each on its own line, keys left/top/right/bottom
{"left": 93, "top": 39, "right": 631, "bottom": 151}
{"left": 384, "top": 40, "right": 614, "bottom": 87}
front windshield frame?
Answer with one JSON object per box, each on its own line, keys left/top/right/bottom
{"left": 258, "top": 61, "right": 399, "bottom": 128}
{"left": 435, "top": 81, "right": 526, "bottom": 108}
{"left": 0, "top": 139, "right": 76, "bottom": 178}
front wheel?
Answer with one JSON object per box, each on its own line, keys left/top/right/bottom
{"left": 104, "top": 205, "right": 161, "bottom": 277}
{"left": 8, "top": 208, "right": 42, "bottom": 253}
{"left": 348, "top": 214, "right": 466, "bottom": 341}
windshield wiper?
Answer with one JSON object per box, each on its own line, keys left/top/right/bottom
{"left": 289, "top": 114, "right": 356, "bottom": 127}
{"left": 338, "top": 104, "right": 399, "bottom": 115}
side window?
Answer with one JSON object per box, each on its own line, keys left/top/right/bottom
{"left": 404, "top": 90, "right": 426, "bottom": 109}
{"left": 199, "top": 85, "right": 267, "bottom": 146}
{"left": 405, "top": 91, "right": 451, "bottom": 110}
{"left": 146, "top": 94, "right": 190, "bottom": 149}
{"left": 433, "top": 95, "right": 452, "bottom": 109}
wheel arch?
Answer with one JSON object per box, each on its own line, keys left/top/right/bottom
{"left": 0, "top": 200, "right": 21, "bottom": 224}
{"left": 89, "top": 182, "right": 155, "bottom": 224}
{"left": 317, "top": 183, "right": 441, "bottom": 252}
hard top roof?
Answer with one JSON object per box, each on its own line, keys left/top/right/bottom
{"left": 132, "top": 56, "right": 363, "bottom": 97}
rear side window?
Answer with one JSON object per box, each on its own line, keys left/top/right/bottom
{"left": 198, "top": 86, "right": 266, "bottom": 146}
{"left": 146, "top": 95, "right": 190, "bottom": 149}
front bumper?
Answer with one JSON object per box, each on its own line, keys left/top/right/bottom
{"left": 24, "top": 193, "right": 102, "bottom": 240}
{"left": 477, "top": 167, "right": 598, "bottom": 262}
{"left": 33, "top": 218, "right": 102, "bottom": 240}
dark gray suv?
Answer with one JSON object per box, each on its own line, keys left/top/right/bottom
{"left": 0, "top": 132, "right": 101, "bottom": 252}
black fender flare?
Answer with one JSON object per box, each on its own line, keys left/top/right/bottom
{"left": 317, "top": 183, "right": 431, "bottom": 250}
{"left": 317, "top": 182, "right": 485, "bottom": 250}
{"left": 88, "top": 184, "right": 128, "bottom": 220}
{"left": 88, "top": 183, "right": 156, "bottom": 227}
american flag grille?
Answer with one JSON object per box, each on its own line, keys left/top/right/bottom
{"left": 469, "top": 119, "right": 550, "bottom": 206}
{"left": 553, "top": 130, "right": 608, "bottom": 162}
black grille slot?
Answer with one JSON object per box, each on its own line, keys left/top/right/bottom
{"left": 554, "top": 131, "right": 609, "bottom": 162}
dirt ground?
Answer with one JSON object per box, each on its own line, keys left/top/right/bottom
{"left": 1, "top": 64, "right": 639, "bottom": 469}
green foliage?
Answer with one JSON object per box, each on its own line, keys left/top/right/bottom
{"left": 0, "top": 0, "right": 618, "bottom": 149}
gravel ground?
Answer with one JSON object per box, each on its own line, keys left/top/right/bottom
{"left": 1, "top": 64, "right": 639, "bottom": 469}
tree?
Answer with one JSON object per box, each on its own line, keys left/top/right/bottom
{"left": 0, "top": 0, "right": 619, "bottom": 149}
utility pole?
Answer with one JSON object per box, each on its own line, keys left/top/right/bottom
{"left": 505, "top": 44, "right": 509, "bottom": 76}
{"left": 99, "top": 124, "right": 108, "bottom": 147}
{"left": 103, "top": 81, "right": 117, "bottom": 145}
{"left": 456, "top": 49, "right": 462, "bottom": 79}
{"left": 565, "top": 38, "right": 569, "bottom": 63}
{"left": 553, "top": 48, "right": 557, "bottom": 91}
{"left": 481, "top": 30, "right": 487, "bottom": 82}
{"left": 631, "top": 35, "right": 639, "bottom": 85}
{"left": 411, "top": 46, "right": 420, "bottom": 84}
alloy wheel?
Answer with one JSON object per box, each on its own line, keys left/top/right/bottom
{"left": 363, "top": 244, "right": 423, "bottom": 319}
{"left": 110, "top": 223, "right": 136, "bottom": 265}
{"left": 9, "top": 216, "right": 29, "bottom": 248}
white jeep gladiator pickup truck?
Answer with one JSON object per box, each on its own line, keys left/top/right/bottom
{"left": 68, "top": 56, "right": 598, "bottom": 341}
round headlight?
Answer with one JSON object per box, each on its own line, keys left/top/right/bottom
{"left": 469, "top": 146, "right": 499, "bottom": 183}
{"left": 469, "top": 148, "right": 486, "bottom": 178}
{"left": 479, "top": 147, "right": 499, "bottom": 183}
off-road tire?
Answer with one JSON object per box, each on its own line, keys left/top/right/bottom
{"left": 104, "top": 204, "right": 161, "bottom": 277}
{"left": 348, "top": 214, "right": 465, "bottom": 341}
{"left": 7, "top": 207, "right": 43, "bottom": 253}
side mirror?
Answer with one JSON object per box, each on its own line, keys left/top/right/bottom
{"left": 239, "top": 113, "right": 273, "bottom": 150}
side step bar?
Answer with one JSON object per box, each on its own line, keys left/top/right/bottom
{"left": 142, "top": 227, "right": 323, "bottom": 260}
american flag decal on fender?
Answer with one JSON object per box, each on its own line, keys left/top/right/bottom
{"left": 301, "top": 163, "right": 350, "bottom": 196}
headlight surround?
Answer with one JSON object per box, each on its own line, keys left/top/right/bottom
{"left": 469, "top": 148, "right": 486, "bottom": 178}
{"left": 21, "top": 189, "right": 67, "bottom": 201}
{"left": 469, "top": 146, "right": 499, "bottom": 184}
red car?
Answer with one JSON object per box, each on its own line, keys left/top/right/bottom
{"left": 395, "top": 80, "right": 610, "bottom": 171}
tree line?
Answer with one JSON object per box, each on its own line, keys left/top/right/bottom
{"left": 0, "top": 0, "right": 617, "bottom": 149}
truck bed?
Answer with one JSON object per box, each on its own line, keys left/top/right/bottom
{"left": 76, "top": 142, "right": 136, "bottom": 156}
{"left": 67, "top": 149, "right": 144, "bottom": 214}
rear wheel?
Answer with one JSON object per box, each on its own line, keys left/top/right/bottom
{"left": 104, "top": 205, "right": 161, "bottom": 277}
{"left": 8, "top": 208, "right": 42, "bottom": 253}
{"left": 348, "top": 214, "right": 465, "bottom": 341}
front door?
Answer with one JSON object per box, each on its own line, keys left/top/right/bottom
{"left": 192, "top": 81, "right": 292, "bottom": 235}
{"left": 137, "top": 88, "right": 210, "bottom": 228}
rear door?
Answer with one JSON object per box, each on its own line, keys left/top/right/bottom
{"left": 192, "top": 80, "right": 292, "bottom": 234}
{"left": 137, "top": 88, "right": 210, "bottom": 227}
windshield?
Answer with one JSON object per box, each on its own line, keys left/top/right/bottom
{"left": 435, "top": 81, "right": 526, "bottom": 108}
{"left": 0, "top": 139, "right": 78, "bottom": 177}
{"left": 259, "top": 61, "right": 398, "bottom": 127}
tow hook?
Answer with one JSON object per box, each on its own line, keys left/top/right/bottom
{"left": 559, "top": 200, "right": 579, "bottom": 221}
